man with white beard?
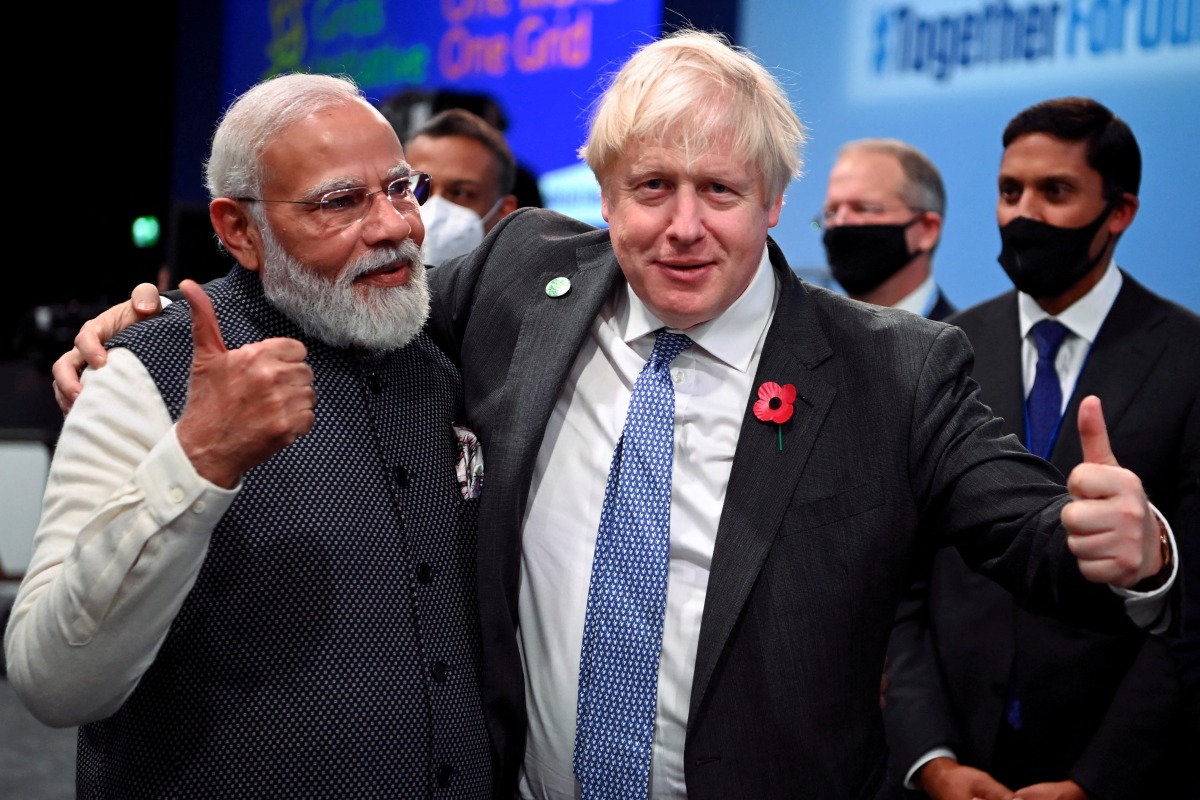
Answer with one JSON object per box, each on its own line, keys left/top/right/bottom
{"left": 3, "top": 73, "right": 493, "bottom": 799}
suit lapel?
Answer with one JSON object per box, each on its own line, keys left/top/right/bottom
{"left": 1052, "top": 273, "right": 1169, "bottom": 469}
{"left": 504, "top": 241, "right": 622, "bottom": 476}
{"left": 963, "top": 296, "right": 1026, "bottom": 442}
{"left": 928, "top": 289, "right": 956, "bottom": 322}
{"left": 958, "top": 277, "right": 1168, "bottom": 469}
{"left": 689, "top": 244, "right": 837, "bottom": 721}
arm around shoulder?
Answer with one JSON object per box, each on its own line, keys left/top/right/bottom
{"left": 50, "top": 283, "right": 167, "bottom": 412}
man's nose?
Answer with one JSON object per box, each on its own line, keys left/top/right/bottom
{"left": 361, "top": 191, "right": 415, "bottom": 245}
{"left": 1012, "top": 194, "right": 1043, "bottom": 220}
{"left": 667, "top": 189, "right": 704, "bottom": 242}
{"left": 999, "top": 192, "right": 1043, "bottom": 225}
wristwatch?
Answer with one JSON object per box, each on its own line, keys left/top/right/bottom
{"left": 1157, "top": 517, "right": 1171, "bottom": 569}
{"left": 1131, "top": 517, "right": 1172, "bottom": 592}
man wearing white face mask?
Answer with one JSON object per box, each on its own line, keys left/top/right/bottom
{"left": 418, "top": 195, "right": 502, "bottom": 268}
{"left": 405, "top": 108, "right": 520, "bottom": 265}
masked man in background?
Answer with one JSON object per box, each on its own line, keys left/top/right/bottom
{"left": 819, "top": 138, "right": 955, "bottom": 320}
{"left": 405, "top": 108, "right": 519, "bottom": 266}
{"left": 884, "top": 96, "right": 1198, "bottom": 800}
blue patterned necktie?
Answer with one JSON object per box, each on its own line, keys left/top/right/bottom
{"left": 573, "top": 329, "right": 692, "bottom": 800}
{"left": 1025, "top": 319, "right": 1070, "bottom": 459}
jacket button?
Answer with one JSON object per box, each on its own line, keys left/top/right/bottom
{"left": 431, "top": 660, "right": 448, "bottom": 682}
{"left": 368, "top": 373, "right": 382, "bottom": 393}
{"left": 435, "top": 763, "right": 455, "bottom": 787}
{"left": 417, "top": 562, "right": 433, "bottom": 584}
{"left": 394, "top": 466, "right": 409, "bottom": 487}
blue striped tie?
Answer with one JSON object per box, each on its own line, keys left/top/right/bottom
{"left": 573, "top": 330, "right": 692, "bottom": 800}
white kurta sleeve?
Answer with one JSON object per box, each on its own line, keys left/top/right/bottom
{"left": 4, "top": 348, "right": 238, "bottom": 727}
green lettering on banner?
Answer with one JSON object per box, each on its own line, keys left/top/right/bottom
{"left": 312, "top": 0, "right": 385, "bottom": 42}
{"left": 312, "top": 44, "right": 431, "bottom": 85}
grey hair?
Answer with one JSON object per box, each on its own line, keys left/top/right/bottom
{"left": 837, "top": 138, "right": 946, "bottom": 217}
{"left": 580, "top": 28, "right": 806, "bottom": 202}
{"left": 204, "top": 72, "right": 365, "bottom": 201}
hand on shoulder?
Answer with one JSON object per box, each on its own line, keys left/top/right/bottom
{"left": 51, "top": 282, "right": 165, "bottom": 412}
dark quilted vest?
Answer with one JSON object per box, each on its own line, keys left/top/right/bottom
{"left": 77, "top": 266, "right": 491, "bottom": 799}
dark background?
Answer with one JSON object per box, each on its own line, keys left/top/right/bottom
{"left": 19, "top": 8, "right": 176, "bottom": 319}
{"left": 8, "top": 6, "right": 182, "bottom": 437}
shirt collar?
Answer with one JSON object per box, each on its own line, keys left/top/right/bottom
{"left": 613, "top": 245, "right": 777, "bottom": 373}
{"left": 892, "top": 274, "right": 938, "bottom": 317}
{"left": 1018, "top": 259, "right": 1122, "bottom": 344}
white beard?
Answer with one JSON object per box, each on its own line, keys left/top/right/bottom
{"left": 258, "top": 224, "right": 431, "bottom": 353}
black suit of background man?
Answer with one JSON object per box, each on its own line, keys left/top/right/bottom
{"left": 884, "top": 96, "right": 1197, "bottom": 800}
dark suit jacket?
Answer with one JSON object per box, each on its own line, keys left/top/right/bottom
{"left": 927, "top": 288, "right": 956, "bottom": 322}
{"left": 884, "top": 272, "right": 1198, "bottom": 799}
{"left": 426, "top": 209, "right": 1144, "bottom": 800}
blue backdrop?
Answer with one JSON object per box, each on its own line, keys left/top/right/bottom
{"left": 221, "top": 0, "right": 664, "bottom": 226}
{"left": 207, "top": 1, "right": 1198, "bottom": 311}
{"left": 742, "top": 0, "right": 1200, "bottom": 312}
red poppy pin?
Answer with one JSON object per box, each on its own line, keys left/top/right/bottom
{"left": 754, "top": 381, "right": 796, "bottom": 452}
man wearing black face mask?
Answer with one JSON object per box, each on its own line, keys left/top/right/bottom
{"left": 884, "top": 97, "right": 1199, "bottom": 800}
{"left": 819, "top": 138, "right": 956, "bottom": 319}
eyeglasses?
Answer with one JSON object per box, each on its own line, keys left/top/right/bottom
{"left": 811, "top": 203, "right": 926, "bottom": 231}
{"left": 237, "top": 172, "right": 432, "bottom": 229}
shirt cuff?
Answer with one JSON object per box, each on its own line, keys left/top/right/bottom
{"left": 906, "top": 748, "right": 956, "bottom": 791}
{"left": 137, "top": 425, "right": 240, "bottom": 529}
{"left": 1109, "top": 504, "right": 1177, "bottom": 634}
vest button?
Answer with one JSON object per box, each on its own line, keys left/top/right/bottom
{"left": 394, "top": 466, "right": 409, "bottom": 488}
{"left": 431, "top": 660, "right": 448, "bottom": 682}
{"left": 416, "top": 562, "right": 433, "bottom": 584}
{"left": 435, "top": 763, "right": 455, "bottom": 788}
{"left": 367, "top": 373, "right": 382, "bottom": 393}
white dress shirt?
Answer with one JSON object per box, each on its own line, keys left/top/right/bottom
{"left": 3, "top": 350, "right": 237, "bottom": 726}
{"left": 516, "top": 247, "right": 778, "bottom": 800}
{"left": 1017, "top": 259, "right": 1122, "bottom": 413}
{"left": 891, "top": 273, "right": 939, "bottom": 317}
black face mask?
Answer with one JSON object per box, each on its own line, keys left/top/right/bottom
{"left": 822, "top": 217, "right": 923, "bottom": 296}
{"left": 997, "top": 201, "right": 1116, "bottom": 298}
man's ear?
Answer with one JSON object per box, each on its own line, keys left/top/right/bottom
{"left": 500, "top": 193, "right": 519, "bottom": 218}
{"left": 210, "top": 198, "right": 265, "bottom": 272}
{"left": 767, "top": 192, "right": 785, "bottom": 228}
{"left": 915, "top": 211, "right": 943, "bottom": 252}
{"left": 483, "top": 194, "right": 520, "bottom": 233}
{"left": 1108, "top": 192, "right": 1139, "bottom": 236}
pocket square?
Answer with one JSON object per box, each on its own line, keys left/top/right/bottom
{"left": 454, "top": 425, "right": 484, "bottom": 500}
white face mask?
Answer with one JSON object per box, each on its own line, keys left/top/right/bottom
{"left": 418, "top": 194, "right": 485, "bottom": 267}
{"left": 479, "top": 195, "right": 506, "bottom": 229}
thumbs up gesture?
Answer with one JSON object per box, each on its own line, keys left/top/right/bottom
{"left": 174, "top": 280, "right": 316, "bottom": 489}
{"left": 1061, "top": 395, "right": 1165, "bottom": 588}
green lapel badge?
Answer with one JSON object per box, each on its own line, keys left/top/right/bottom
{"left": 545, "top": 277, "right": 572, "bottom": 298}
